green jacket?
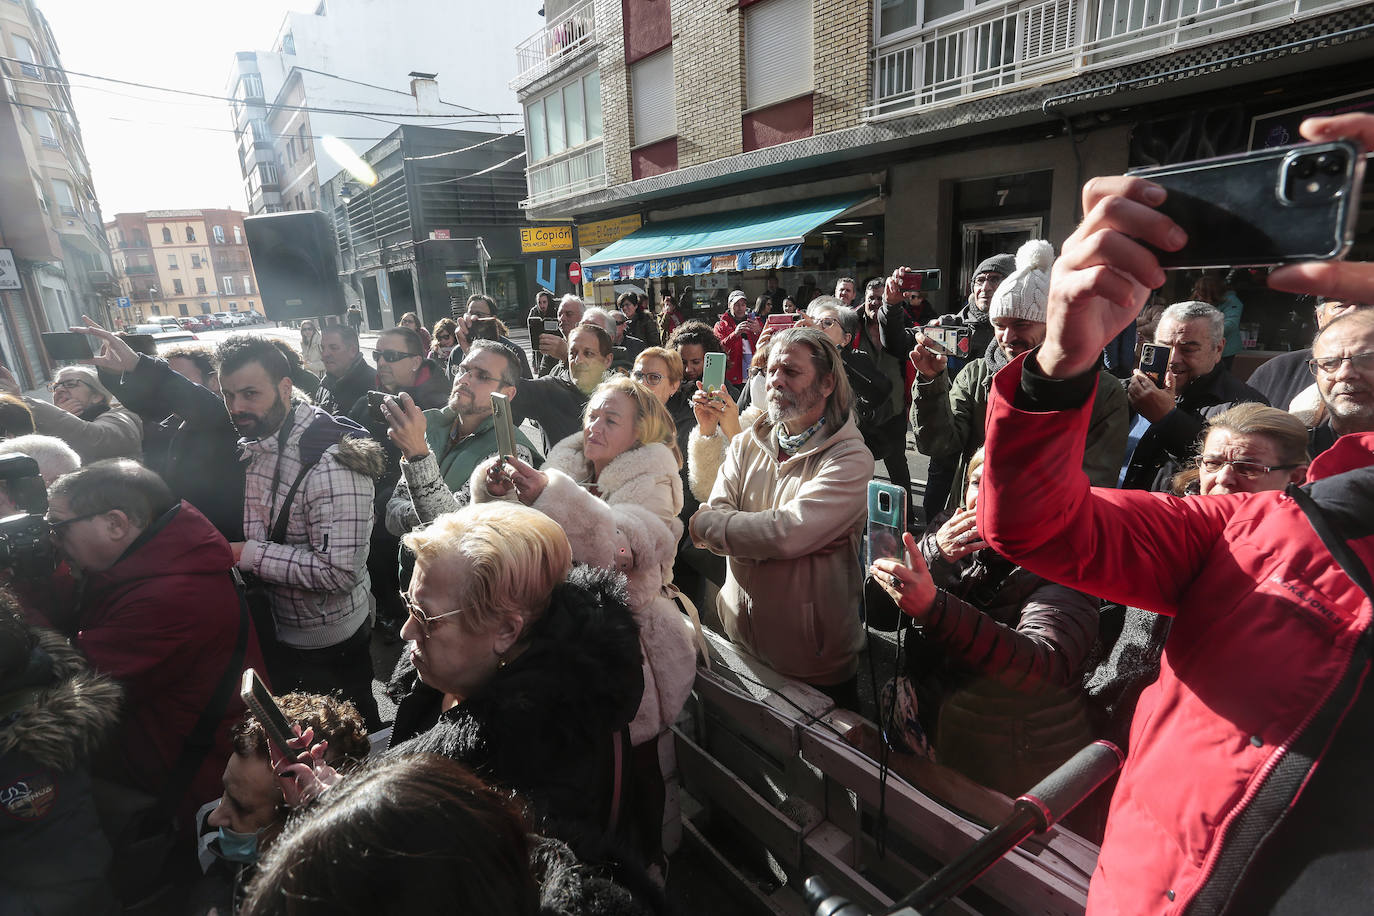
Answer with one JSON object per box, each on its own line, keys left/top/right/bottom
{"left": 912, "top": 357, "right": 1130, "bottom": 514}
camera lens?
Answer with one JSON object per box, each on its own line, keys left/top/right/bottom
{"left": 1320, "top": 153, "right": 1346, "bottom": 176}
{"left": 879, "top": 493, "right": 890, "bottom": 512}
{"left": 1293, "top": 157, "right": 1317, "bottom": 180}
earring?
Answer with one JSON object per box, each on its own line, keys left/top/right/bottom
{"left": 497, "top": 654, "right": 508, "bottom": 670}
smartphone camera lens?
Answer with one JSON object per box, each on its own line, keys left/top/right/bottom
{"left": 1318, "top": 152, "right": 1346, "bottom": 176}
{"left": 1293, "top": 157, "right": 1317, "bottom": 180}
{"left": 878, "top": 493, "right": 891, "bottom": 513}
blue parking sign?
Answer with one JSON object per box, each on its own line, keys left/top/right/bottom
{"left": 117, "top": 297, "right": 131, "bottom": 308}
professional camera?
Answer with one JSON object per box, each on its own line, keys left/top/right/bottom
{"left": 0, "top": 454, "right": 55, "bottom": 581}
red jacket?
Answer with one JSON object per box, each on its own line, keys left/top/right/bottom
{"left": 76, "top": 501, "right": 266, "bottom": 820}
{"left": 713, "top": 314, "right": 757, "bottom": 387}
{"left": 979, "top": 354, "right": 1374, "bottom": 915}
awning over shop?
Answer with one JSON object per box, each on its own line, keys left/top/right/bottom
{"left": 582, "top": 191, "right": 873, "bottom": 281}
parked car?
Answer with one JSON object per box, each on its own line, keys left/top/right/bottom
{"left": 212, "top": 312, "right": 233, "bottom": 327}
{"left": 184, "top": 316, "right": 212, "bottom": 332}
{"left": 128, "top": 323, "right": 165, "bottom": 335}
{"left": 152, "top": 331, "right": 199, "bottom": 353}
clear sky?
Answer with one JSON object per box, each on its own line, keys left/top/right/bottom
{"left": 38, "top": 0, "right": 330, "bottom": 217}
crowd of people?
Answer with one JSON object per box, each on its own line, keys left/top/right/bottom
{"left": 2, "top": 111, "right": 1373, "bottom": 915}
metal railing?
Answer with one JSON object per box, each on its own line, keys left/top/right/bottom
{"left": 521, "top": 140, "right": 606, "bottom": 209}
{"left": 511, "top": 0, "right": 597, "bottom": 91}
{"left": 867, "top": 0, "right": 1361, "bottom": 118}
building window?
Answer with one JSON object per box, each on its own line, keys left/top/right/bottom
{"left": 168, "top": 254, "right": 178, "bottom": 269}
{"left": 31, "top": 109, "right": 57, "bottom": 143}
{"left": 222, "top": 276, "right": 235, "bottom": 295}
{"left": 185, "top": 226, "right": 196, "bottom": 242}
{"left": 191, "top": 253, "right": 202, "bottom": 268}
{"left": 201, "top": 302, "right": 212, "bottom": 314}
{"left": 631, "top": 49, "right": 676, "bottom": 146}
{"left": 243, "top": 275, "right": 253, "bottom": 294}
{"left": 744, "top": 0, "right": 814, "bottom": 110}
{"left": 161, "top": 226, "right": 172, "bottom": 243}
{"left": 213, "top": 225, "right": 225, "bottom": 244}
{"left": 308, "top": 183, "right": 317, "bottom": 208}
{"left": 525, "top": 71, "right": 602, "bottom": 163}
{"left": 233, "top": 225, "right": 243, "bottom": 244}
{"left": 52, "top": 179, "right": 78, "bottom": 215}
{"left": 173, "top": 279, "right": 184, "bottom": 294}
{"left": 877, "top": 0, "right": 974, "bottom": 35}
{"left": 196, "top": 277, "right": 207, "bottom": 294}
{"left": 179, "top": 303, "right": 190, "bottom": 316}
{"left": 12, "top": 35, "right": 41, "bottom": 77}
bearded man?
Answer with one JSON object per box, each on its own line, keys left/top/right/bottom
{"left": 514, "top": 322, "right": 616, "bottom": 452}
{"left": 217, "top": 336, "right": 385, "bottom": 728}
{"left": 689, "top": 327, "right": 873, "bottom": 709}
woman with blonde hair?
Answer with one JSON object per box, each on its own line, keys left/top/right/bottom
{"left": 1171, "top": 402, "right": 1310, "bottom": 495}
{"left": 386, "top": 502, "right": 646, "bottom": 862}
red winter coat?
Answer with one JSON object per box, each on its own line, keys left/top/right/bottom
{"left": 76, "top": 501, "right": 266, "bottom": 820}
{"left": 713, "top": 313, "right": 758, "bottom": 388}
{"left": 979, "top": 354, "right": 1374, "bottom": 915}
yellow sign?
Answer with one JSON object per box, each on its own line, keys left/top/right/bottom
{"left": 578, "top": 213, "right": 642, "bottom": 248}
{"left": 520, "top": 225, "right": 574, "bottom": 253}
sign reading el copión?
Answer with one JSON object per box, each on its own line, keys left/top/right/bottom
{"left": 519, "top": 225, "right": 574, "bottom": 253}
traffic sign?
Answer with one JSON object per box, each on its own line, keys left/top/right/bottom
{"left": 568, "top": 261, "right": 582, "bottom": 285}
{"left": 0, "top": 249, "right": 19, "bottom": 291}
{"left": 117, "top": 296, "right": 132, "bottom": 309}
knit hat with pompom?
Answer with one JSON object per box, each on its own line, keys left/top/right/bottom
{"left": 989, "top": 239, "right": 1055, "bottom": 324}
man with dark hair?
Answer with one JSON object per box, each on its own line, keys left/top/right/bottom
{"left": 80, "top": 323, "right": 246, "bottom": 540}
{"left": 47, "top": 459, "right": 267, "bottom": 822}
{"left": 690, "top": 327, "right": 873, "bottom": 708}
{"left": 834, "top": 277, "right": 857, "bottom": 308}
{"left": 346, "top": 327, "right": 448, "bottom": 640}
{"left": 316, "top": 325, "right": 372, "bottom": 417}
{"left": 384, "top": 339, "right": 542, "bottom": 534}
{"left": 514, "top": 322, "right": 614, "bottom": 450}
{"left": 217, "top": 335, "right": 384, "bottom": 728}
{"left": 192, "top": 691, "right": 369, "bottom": 907}
{"left": 449, "top": 296, "right": 533, "bottom": 379}
{"left": 161, "top": 345, "right": 218, "bottom": 395}
{"left": 528, "top": 289, "right": 556, "bottom": 375}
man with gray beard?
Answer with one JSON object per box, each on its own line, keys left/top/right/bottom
{"left": 689, "top": 327, "right": 873, "bottom": 709}
{"left": 1308, "top": 308, "right": 1374, "bottom": 456}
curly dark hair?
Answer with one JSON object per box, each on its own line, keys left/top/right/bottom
{"left": 160, "top": 345, "right": 216, "bottom": 383}
{"left": 665, "top": 319, "right": 722, "bottom": 354}
{"left": 216, "top": 335, "right": 291, "bottom": 384}
{"left": 231, "top": 691, "right": 371, "bottom": 769}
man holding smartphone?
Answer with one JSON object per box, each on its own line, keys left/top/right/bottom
{"left": 970, "top": 112, "right": 1374, "bottom": 915}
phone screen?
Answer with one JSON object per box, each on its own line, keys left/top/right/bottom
{"left": 702, "top": 352, "right": 726, "bottom": 392}
{"left": 491, "top": 392, "right": 517, "bottom": 461}
{"left": 41, "top": 332, "right": 94, "bottom": 362}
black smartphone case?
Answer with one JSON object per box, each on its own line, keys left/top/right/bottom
{"left": 1127, "top": 139, "right": 1364, "bottom": 269}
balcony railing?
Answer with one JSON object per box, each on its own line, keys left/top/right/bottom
{"left": 521, "top": 140, "right": 606, "bottom": 209}
{"left": 39, "top": 135, "right": 61, "bottom": 150}
{"left": 124, "top": 264, "right": 158, "bottom": 276}
{"left": 867, "top": 0, "right": 1362, "bottom": 118}
{"left": 511, "top": 0, "right": 597, "bottom": 91}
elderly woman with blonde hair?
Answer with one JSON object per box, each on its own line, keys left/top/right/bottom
{"left": 0, "top": 364, "right": 142, "bottom": 463}
{"left": 386, "top": 501, "right": 645, "bottom": 860}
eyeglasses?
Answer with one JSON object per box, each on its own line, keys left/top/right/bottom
{"left": 631, "top": 370, "right": 664, "bottom": 386}
{"left": 455, "top": 364, "right": 503, "bottom": 385}
{"left": 399, "top": 591, "right": 464, "bottom": 637}
{"left": 373, "top": 349, "right": 419, "bottom": 364}
{"left": 1197, "top": 457, "right": 1301, "bottom": 478}
{"left": 45, "top": 510, "right": 104, "bottom": 536}
{"left": 817, "top": 317, "right": 840, "bottom": 329}
{"left": 47, "top": 380, "right": 87, "bottom": 392}
{"left": 613, "top": 316, "right": 628, "bottom": 326}
{"left": 1308, "top": 351, "right": 1374, "bottom": 376}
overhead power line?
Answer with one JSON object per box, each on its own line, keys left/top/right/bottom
{"left": 0, "top": 56, "right": 519, "bottom": 121}
{"left": 414, "top": 150, "right": 527, "bottom": 187}
{"left": 402, "top": 128, "right": 525, "bottom": 161}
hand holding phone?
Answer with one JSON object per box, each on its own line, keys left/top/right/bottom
{"left": 702, "top": 351, "right": 726, "bottom": 393}
{"left": 866, "top": 481, "right": 908, "bottom": 569}
{"left": 1138, "top": 343, "right": 1170, "bottom": 388}
{"left": 491, "top": 392, "right": 517, "bottom": 461}
{"left": 366, "top": 390, "right": 389, "bottom": 423}
{"left": 240, "top": 669, "right": 305, "bottom": 764}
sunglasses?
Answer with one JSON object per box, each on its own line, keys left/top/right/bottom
{"left": 374, "top": 349, "right": 419, "bottom": 364}
{"left": 399, "top": 591, "right": 464, "bottom": 637}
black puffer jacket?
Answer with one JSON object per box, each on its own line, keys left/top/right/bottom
{"left": 0, "top": 627, "right": 123, "bottom": 916}
{"left": 387, "top": 566, "right": 644, "bottom": 851}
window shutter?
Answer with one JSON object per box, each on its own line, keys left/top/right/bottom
{"left": 745, "top": 0, "right": 814, "bottom": 110}
{"left": 631, "top": 49, "right": 676, "bottom": 146}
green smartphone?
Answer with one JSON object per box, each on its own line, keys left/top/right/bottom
{"left": 866, "top": 480, "right": 907, "bottom": 569}
{"left": 702, "top": 351, "right": 726, "bottom": 392}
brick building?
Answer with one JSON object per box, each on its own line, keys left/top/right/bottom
{"left": 513, "top": 0, "right": 1374, "bottom": 353}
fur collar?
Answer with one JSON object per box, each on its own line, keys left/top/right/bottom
{"left": 0, "top": 629, "right": 123, "bottom": 772}
{"left": 544, "top": 435, "right": 680, "bottom": 507}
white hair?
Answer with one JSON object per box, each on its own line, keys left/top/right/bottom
{"left": 806, "top": 296, "right": 859, "bottom": 337}
{"left": 0, "top": 434, "right": 81, "bottom": 484}
{"left": 1159, "top": 301, "right": 1225, "bottom": 345}
{"left": 581, "top": 307, "right": 615, "bottom": 333}
{"left": 558, "top": 294, "right": 584, "bottom": 312}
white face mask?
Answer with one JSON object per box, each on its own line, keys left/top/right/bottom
{"left": 749, "top": 372, "right": 768, "bottom": 410}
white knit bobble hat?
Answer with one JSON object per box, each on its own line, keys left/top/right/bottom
{"left": 988, "top": 239, "right": 1055, "bottom": 324}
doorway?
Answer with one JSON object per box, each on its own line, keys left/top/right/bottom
{"left": 362, "top": 276, "right": 382, "bottom": 329}
{"left": 958, "top": 217, "right": 1043, "bottom": 298}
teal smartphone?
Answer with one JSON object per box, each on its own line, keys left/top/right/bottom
{"left": 866, "top": 480, "right": 907, "bottom": 569}
{"left": 702, "top": 351, "right": 726, "bottom": 392}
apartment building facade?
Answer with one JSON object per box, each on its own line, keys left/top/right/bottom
{"left": 227, "top": 0, "right": 542, "bottom": 216}
{"left": 105, "top": 210, "right": 263, "bottom": 323}
{"left": 0, "top": 0, "right": 113, "bottom": 387}
{"left": 514, "top": 0, "right": 1374, "bottom": 351}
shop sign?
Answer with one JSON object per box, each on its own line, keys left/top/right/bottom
{"left": 0, "top": 249, "right": 19, "bottom": 291}
{"left": 578, "top": 214, "right": 642, "bottom": 248}
{"left": 519, "top": 225, "right": 574, "bottom": 253}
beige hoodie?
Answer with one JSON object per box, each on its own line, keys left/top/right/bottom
{"left": 691, "top": 411, "right": 873, "bottom": 685}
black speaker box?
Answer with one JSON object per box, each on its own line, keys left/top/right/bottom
{"left": 243, "top": 210, "right": 346, "bottom": 321}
